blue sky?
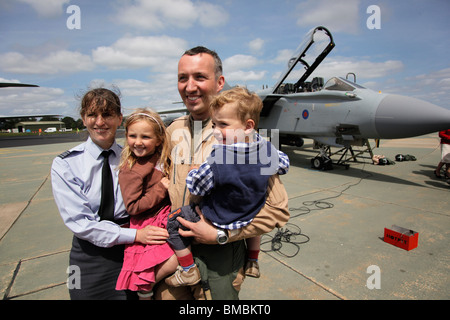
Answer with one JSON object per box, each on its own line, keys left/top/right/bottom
{"left": 0, "top": 0, "right": 449, "bottom": 119}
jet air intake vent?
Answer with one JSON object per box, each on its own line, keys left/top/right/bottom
{"left": 336, "top": 124, "right": 360, "bottom": 136}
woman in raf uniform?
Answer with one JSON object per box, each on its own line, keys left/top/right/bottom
{"left": 51, "top": 88, "right": 170, "bottom": 299}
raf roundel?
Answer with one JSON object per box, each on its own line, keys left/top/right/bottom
{"left": 302, "top": 109, "right": 309, "bottom": 120}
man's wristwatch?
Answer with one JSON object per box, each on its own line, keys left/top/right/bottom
{"left": 216, "top": 228, "right": 229, "bottom": 245}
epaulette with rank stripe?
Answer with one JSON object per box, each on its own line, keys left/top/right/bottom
{"left": 58, "top": 150, "right": 72, "bottom": 159}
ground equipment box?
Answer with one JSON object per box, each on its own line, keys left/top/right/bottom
{"left": 384, "top": 225, "right": 418, "bottom": 251}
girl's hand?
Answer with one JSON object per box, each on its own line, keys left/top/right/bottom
{"left": 160, "top": 177, "right": 170, "bottom": 190}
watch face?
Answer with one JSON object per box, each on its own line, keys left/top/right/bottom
{"left": 218, "top": 235, "right": 227, "bottom": 244}
{"left": 217, "top": 230, "right": 228, "bottom": 244}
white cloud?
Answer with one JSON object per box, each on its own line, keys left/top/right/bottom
{"left": 115, "top": 0, "right": 229, "bottom": 30}
{"left": 0, "top": 50, "right": 94, "bottom": 74}
{"left": 269, "top": 56, "right": 404, "bottom": 87}
{"left": 0, "top": 77, "right": 20, "bottom": 83}
{"left": 296, "top": 0, "right": 361, "bottom": 34}
{"left": 406, "top": 67, "right": 450, "bottom": 83}
{"left": 313, "top": 57, "right": 404, "bottom": 81}
{"left": 17, "top": 0, "right": 69, "bottom": 18}
{"left": 118, "top": 77, "right": 177, "bottom": 101}
{"left": 398, "top": 67, "right": 450, "bottom": 107}
{"left": 114, "top": 79, "right": 159, "bottom": 97}
{"left": 196, "top": 1, "right": 229, "bottom": 27}
{"left": 92, "top": 35, "right": 188, "bottom": 72}
{"left": 222, "top": 54, "right": 266, "bottom": 82}
{"left": 223, "top": 54, "right": 259, "bottom": 72}
{"left": 119, "top": 77, "right": 180, "bottom": 112}
{"left": 438, "top": 78, "right": 450, "bottom": 87}
{"left": 271, "top": 49, "right": 294, "bottom": 66}
{"left": 248, "top": 38, "right": 265, "bottom": 54}
{"left": 87, "top": 77, "right": 181, "bottom": 114}
{"left": 226, "top": 70, "right": 267, "bottom": 83}
{"left": 0, "top": 86, "right": 68, "bottom": 116}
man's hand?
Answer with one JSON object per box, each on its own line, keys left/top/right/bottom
{"left": 177, "top": 206, "right": 217, "bottom": 244}
{"left": 135, "top": 225, "right": 169, "bottom": 245}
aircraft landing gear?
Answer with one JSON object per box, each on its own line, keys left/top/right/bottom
{"left": 311, "top": 155, "right": 333, "bottom": 170}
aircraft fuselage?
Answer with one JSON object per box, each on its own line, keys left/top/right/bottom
{"left": 259, "top": 80, "right": 450, "bottom": 147}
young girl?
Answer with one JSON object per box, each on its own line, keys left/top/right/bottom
{"left": 115, "top": 108, "right": 177, "bottom": 300}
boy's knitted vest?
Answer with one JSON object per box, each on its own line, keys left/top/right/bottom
{"left": 201, "top": 139, "right": 279, "bottom": 228}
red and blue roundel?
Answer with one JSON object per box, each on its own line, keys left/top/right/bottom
{"left": 302, "top": 109, "right": 309, "bottom": 119}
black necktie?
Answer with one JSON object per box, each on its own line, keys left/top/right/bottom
{"left": 98, "top": 150, "right": 115, "bottom": 221}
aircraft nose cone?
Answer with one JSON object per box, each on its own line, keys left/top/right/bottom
{"left": 375, "top": 94, "right": 450, "bottom": 139}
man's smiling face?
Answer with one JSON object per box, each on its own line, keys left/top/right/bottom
{"left": 177, "top": 53, "right": 224, "bottom": 120}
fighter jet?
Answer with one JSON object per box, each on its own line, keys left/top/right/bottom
{"left": 257, "top": 26, "right": 450, "bottom": 168}
{"left": 160, "top": 26, "right": 450, "bottom": 168}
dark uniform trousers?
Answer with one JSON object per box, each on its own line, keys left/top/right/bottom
{"left": 69, "top": 236, "right": 136, "bottom": 300}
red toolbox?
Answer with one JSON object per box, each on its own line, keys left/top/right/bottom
{"left": 384, "top": 225, "right": 419, "bottom": 251}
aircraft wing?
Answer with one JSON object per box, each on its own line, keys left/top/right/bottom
{"left": 0, "top": 83, "right": 39, "bottom": 88}
{"left": 0, "top": 114, "right": 60, "bottom": 119}
{"left": 259, "top": 94, "right": 283, "bottom": 117}
{"left": 156, "top": 107, "right": 187, "bottom": 115}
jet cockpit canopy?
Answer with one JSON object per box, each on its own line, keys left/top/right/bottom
{"left": 323, "top": 77, "right": 366, "bottom": 92}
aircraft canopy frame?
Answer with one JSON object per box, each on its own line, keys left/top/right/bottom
{"left": 272, "top": 26, "right": 335, "bottom": 94}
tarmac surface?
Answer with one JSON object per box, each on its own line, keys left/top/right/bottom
{"left": 0, "top": 133, "right": 449, "bottom": 300}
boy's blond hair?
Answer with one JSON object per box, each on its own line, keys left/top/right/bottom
{"left": 210, "top": 86, "right": 263, "bottom": 128}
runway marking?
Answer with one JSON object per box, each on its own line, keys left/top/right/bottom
{"left": 0, "top": 151, "right": 60, "bottom": 159}
{"left": 264, "top": 251, "right": 347, "bottom": 300}
{"left": 0, "top": 148, "right": 33, "bottom": 156}
{"left": 380, "top": 137, "right": 440, "bottom": 149}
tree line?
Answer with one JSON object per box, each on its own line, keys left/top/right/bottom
{"left": 0, "top": 116, "right": 85, "bottom": 131}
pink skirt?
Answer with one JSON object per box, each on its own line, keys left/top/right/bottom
{"left": 116, "top": 205, "right": 174, "bottom": 292}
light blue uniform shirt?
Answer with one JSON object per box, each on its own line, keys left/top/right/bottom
{"left": 51, "top": 137, "right": 136, "bottom": 248}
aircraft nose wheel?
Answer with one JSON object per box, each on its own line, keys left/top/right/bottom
{"left": 311, "top": 156, "right": 333, "bottom": 170}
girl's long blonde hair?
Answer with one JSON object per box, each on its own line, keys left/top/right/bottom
{"left": 119, "top": 108, "right": 171, "bottom": 177}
